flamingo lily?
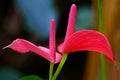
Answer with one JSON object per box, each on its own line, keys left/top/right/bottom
{"left": 4, "top": 19, "right": 62, "bottom": 64}
{"left": 4, "top": 4, "right": 116, "bottom": 80}
{"left": 57, "top": 4, "right": 115, "bottom": 63}
{"left": 4, "top": 4, "right": 115, "bottom": 65}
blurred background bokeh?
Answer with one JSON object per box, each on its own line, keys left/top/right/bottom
{"left": 0, "top": 0, "right": 119, "bottom": 80}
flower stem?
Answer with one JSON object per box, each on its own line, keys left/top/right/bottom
{"left": 49, "top": 62, "right": 54, "bottom": 80}
{"left": 100, "top": 54, "right": 106, "bottom": 80}
{"left": 98, "top": 0, "right": 103, "bottom": 33}
{"left": 52, "top": 54, "right": 68, "bottom": 80}
{"left": 98, "top": 0, "right": 106, "bottom": 80}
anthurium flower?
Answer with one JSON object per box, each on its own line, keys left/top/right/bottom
{"left": 4, "top": 19, "right": 62, "bottom": 64}
{"left": 58, "top": 4, "right": 116, "bottom": 63}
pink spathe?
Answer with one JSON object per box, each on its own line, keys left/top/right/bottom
{"left": 4, "top": 19, "right": 62, "bottom": 64}
{"left": 58, "top": 4, "right": 116, "bottom": 63}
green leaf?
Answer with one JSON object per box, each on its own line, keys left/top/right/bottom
{"left": 19, "top": 75, "right": 44, "bottom": 80}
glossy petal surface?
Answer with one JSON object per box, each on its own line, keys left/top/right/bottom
{"left": 58, "top": 30, "right": 115, "bottom": 63}
{"left": 4, "top": 39, "right": 61, "bottom": 63}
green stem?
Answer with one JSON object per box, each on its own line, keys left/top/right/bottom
{"left": 49, "top": 62, "right": 54, "bottom": 80}
{"left": 98, "top": 0, "right": 106, "bottom": 80}
{"left": 98, "top": 0, "right": 103, "bottom": 33}
{"left": 52, "top": 54, "right": 68, "bottom": 80}
{"left": 100, "top": 54, "right": 106, "bottom": 80}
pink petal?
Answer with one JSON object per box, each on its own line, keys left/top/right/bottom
{"left": 64, "top": 4, "right": 77, "bottom": 41}
{"left": 38, "top": 46, "right": 61, "bottom": 63}
{"left": 4, "top": 39, "right": 61, "bottom": 64}
{"left": 58, "top": 30, "right": 116, "bottom": 63}
{"left": 49, "top": 19, "right": 56, "bottom": 62}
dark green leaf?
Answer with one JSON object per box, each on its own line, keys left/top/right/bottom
{"left": 20, "top": 75, "right": 44, "bottom": 80}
